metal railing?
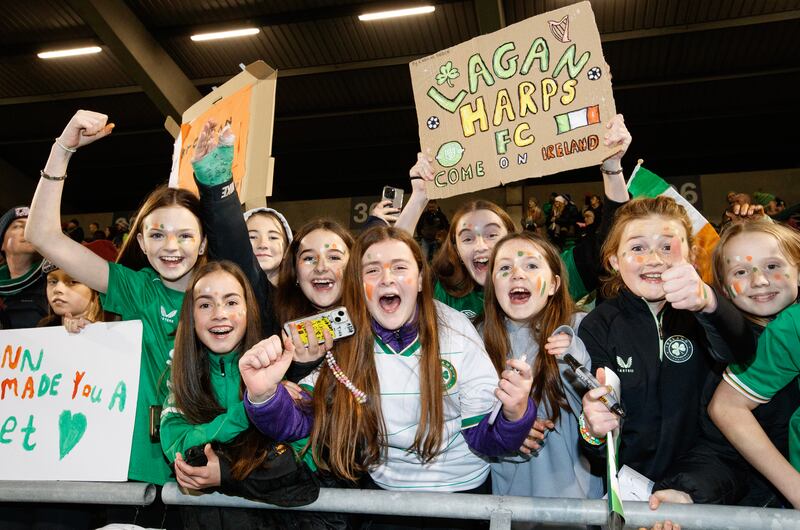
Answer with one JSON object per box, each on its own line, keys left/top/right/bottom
{"left": 161, "top": 484, "right": 800, "bottom": 530}
{"left": 0, "top": 481, "right": 155, "bottom": 505}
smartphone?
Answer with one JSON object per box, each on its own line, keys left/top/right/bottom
{"left": 382, "top": 186, "right": 404, "bottom": 209}
{"left": 283, "top": 306, "right": 355, "bottom": 346}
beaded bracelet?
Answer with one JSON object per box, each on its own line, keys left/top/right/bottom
{"left": 579, "top": 412, "right": 606, "bottom": 446}
{"left": 40, "top": 169, "right": 67, "bottom": 181}
{"left": 325, "top": 350, "right": 367, "bottom": 404}
{"left": 600, "top": 166, "right": 623, "bottom": 175}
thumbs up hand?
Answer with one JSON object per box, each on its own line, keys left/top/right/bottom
{"left": 660, "top": 236, "right": 717, "bottom": 313}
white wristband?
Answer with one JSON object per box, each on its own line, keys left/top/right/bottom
{"left": 247, "top": 388, "right": 278, "bottom": 407}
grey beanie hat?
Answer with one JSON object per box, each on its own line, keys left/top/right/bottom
{"left": 243, "top": 207, "right": 293, "bottom": 243}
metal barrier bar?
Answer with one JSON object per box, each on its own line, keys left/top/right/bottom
{"left": 0, "top": 481, "right": 156, "bottom": 506}
{"left": 161, "top": 484, "right": 800, "bottom": 530}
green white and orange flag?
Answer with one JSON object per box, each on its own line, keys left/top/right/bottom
{"left": 627, "top": 163, "right": 719, "bottom": 284}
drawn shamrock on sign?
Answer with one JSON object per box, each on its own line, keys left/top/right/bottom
{"left": 436, "top": 61, "right": 460, "bottom": 88}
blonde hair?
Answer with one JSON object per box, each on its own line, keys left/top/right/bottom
{"left": 600, "top": 197, "right": 694, "bottom": 299}
{"left": 713, "top": 220, "right": 800, "bottom": 325}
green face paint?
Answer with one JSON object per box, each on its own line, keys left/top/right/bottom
{"left": 539, "top": 279, "right": 547, "bottom": 296}
{"left": 517, "top": 250, "right": 524, "bottom": 257}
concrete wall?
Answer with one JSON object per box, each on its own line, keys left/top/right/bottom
{"left": 60, "top": 167, "right": 798, "bottom": 233}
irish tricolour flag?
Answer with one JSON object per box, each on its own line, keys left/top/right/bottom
{"left": 627, "top": 164, "right": 719, "bottom": 284}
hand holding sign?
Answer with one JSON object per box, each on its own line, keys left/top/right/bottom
{"left": 239, "top": 335, "right": 294, "bottom": 403}
{"left": 63, "top": 312, "right": 92, "bottom": 334}
{"left": 661, "top": 236, "right": 717, "bottom": 313}
{"left": 602, "top": 114, "right": 632, "bottom": 164}
{"left": 191, "top": 120, "right": 235, "bottom": 186}
{"left": 409, "top": 152, "right": 436, "bottom": 189}
{"left": 57, "top": 110, "right": 114, "bottom": 151}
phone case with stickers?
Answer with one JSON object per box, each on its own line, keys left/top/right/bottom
{"left": 283, "top": 306, "right": 355, "bottom": 345}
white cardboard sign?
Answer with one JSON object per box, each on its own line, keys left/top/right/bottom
{"left": 0, "top": 321, "right": 142, "bottom": 481}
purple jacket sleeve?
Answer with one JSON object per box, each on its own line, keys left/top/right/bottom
{"left": 462, "top": 398, "right": 536, "bottom": 456}
{"left": 244, "top": 385, "right": 313, "bottom": 442}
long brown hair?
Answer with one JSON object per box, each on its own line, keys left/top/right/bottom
{"left": 432, "top": 200, "right": 515, "bottom": 297}
{"left": 482, "top": 232, "right": 575, "bottom": 423}
{"left": 713, "top": 220, "right": 800, "bottom": 326}
{"left": 116, "top": 186, "right": 205, "bottom": 272}
{"left": 309, "top": 226, "right": 444, "bottom": 481}
{"left": 274, "top": 218, "right": 354, "bottom": 324}
{"left": 599, "top": 197, "right": 695, "bottom": 299}
{"left": 170, "top": 260, "right": 269, "bottom": 479}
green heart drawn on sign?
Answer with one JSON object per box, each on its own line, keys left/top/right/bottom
{"left": 58, "top": 410, "right": 87, "bottom": 460}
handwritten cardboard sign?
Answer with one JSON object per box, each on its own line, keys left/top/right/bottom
{"left": 168, "top": 61, "right": 277, "bottom": 209}
{"left": 0, "top": 321, "right": 142, "bottom": 481}
{"left": 409, "top": 1, "right": 617, "bottom": 199}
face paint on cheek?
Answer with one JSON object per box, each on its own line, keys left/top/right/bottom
{"left": 731, "top": 281, "right": 744, "bottom": 296}
{"left": 774, "top": 273, "right": 785, "bottom": 282}
{"left": 540, "top": 279, "right": 547, "bottom": 297}
{"left": 403, "top": 277, "right": 414, "bottom": 285}
{"left": 535, "top": 276, "right": 542, "bottom": 294}
{"left": 635, "top": 255, "right": 645, "bottom": 264}
{"left": 364, "top": 281, "right": 375, "bottom": 301}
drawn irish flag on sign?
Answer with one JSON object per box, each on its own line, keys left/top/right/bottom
{"left": 627, "top": 164, "right": 719, "bottom": 284}
{"left": 555, "top": 105, "right": 600, "bottom": 134}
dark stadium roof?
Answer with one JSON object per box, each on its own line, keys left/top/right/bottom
{"left": 1, "top": 0, "right": 798, "bottom": 212}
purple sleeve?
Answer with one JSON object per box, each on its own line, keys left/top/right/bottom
{"left": 462, "top": 398, "right": 536, "bottom": 456}
{"left": 243, "top": 385, "right": 313, "bottom": 442}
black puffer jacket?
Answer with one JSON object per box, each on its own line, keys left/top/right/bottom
{"left": 578, "top": 289, "right": 748, "bottom": 482}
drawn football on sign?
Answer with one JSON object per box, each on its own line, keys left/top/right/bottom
{"left": 435, "top": 141, "right": 465, "bottom": 167}
{"left": 427, "top": 116, "right": 440, "bottom": 130}
{"left": 587, "top": 66, "right": 602, "bottom": 80}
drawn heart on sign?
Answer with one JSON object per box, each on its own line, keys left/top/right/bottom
{"left": 58, "top": 410, "right": 87, "bottom": 460}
